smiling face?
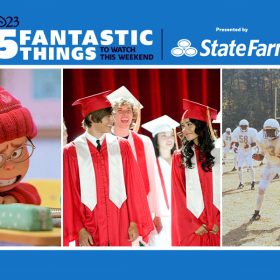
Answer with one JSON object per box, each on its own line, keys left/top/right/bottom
{"left": 93, "top": 114, "right": 114, "bottom": 134}
{"left": 0, "top": 136, "right": 30, "bottom": 192}
{"left": 157, "top": 131, "right": 175, "bottom": 151}
{"left": 113, "top": 103, "right": 134, "bottom": 130}
{"left": 181, "top": 118, "right": 199, "bottom": 142}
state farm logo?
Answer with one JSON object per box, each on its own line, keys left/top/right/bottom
{"left": 171, "top": 39, "right": 198, "bottom": 57}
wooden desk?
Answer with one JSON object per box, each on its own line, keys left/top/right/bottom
{"left": 0, "top": 227, "right": 61, "bottom": 246}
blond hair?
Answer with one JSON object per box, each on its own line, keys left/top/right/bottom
{"left": 111, "top": 97, "right": 139, "bottom": 129}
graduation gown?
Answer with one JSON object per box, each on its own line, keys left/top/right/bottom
{"left": 171, "top": 149, "right": 220, "bottom": 246}
{"left": 128, "top": 132, "right": 169, "bottom": 218}
{"left": 149, "top": 156, "right": 172, "bottom": 247}
{"left": 63, "top": 135, "right": 154, "bottom": 246}
{"left": 1, "top": 182, "right": 41, "bottom": 205}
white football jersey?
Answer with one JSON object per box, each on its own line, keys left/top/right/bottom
{"left": 256, "top": 130, "right": 280, "bottom": 165}
{"left": 232, "top": 127, "right": 257, "bottom": 150}
{"left": 222, "top": 132, "right": 232, "bottom": 148}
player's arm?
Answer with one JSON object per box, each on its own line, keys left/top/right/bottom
{"left": 250, "top": 142, "right": 256, "bottom": 147}
{"left": 231, "top": 141, "right": 238, "bottom": 152}
{"left": 252, "top": 137, "right": 265, "bottom": 160}
{"left": 252, "top": 144, "right": 264, "bottom": 161}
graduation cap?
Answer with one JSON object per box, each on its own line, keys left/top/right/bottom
{"left": 142, "top": 115, "right": 180, "bottom": 137}
{"left": 212, "top": 111, "right": 221, "bottom": 124}
{"left": 72, "top": 90, "right": 112, "bottom": 118}
{"left": 182, "top": 99, "right": 218, "bottom": 140}
{"left": 182, "top": 99, "right": 217, "bottom": 123}
{"left": 107, "top": 86, "right": 143, "bottom": 109}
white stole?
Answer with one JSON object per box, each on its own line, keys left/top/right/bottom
{"left": 127, "top": 132, "right": 169, "bottom": 217}
{"left": 74, "top": 133, "right": 127, "bottom": 211}
{"left": 185, "top": 147, "right": 220, "bottom": 218}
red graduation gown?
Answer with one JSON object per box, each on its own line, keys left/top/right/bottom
{"left": 63, "top": 136, "right": 153, "bottom": 246}
{"left": 130, "top": 132, "right": 150, "bottom": 195}
{"left": 171, "top": 150, "right": 220, "bottom": 246}
{"left": 2, "top": 182, "right": 41, "bottom": 205}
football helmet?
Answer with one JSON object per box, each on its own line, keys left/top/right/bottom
{"left": 226, "top": 128, "right": 231, "bottom": 134}
{"left": 239, "top": 119, "right": 249, "bottom": 132}
{"left": 263, "top": 118, "right": 280, "bottom": 139}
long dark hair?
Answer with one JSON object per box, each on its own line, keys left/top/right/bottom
{"left": 181, "top": 119, "right": 215, "bottom": 172}
{"left": 152, "top": 133, "right": 176, "bottom": 157}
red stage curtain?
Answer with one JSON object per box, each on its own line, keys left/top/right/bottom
{"left": 63, "top": 69, "right": 220, "bottom": 141}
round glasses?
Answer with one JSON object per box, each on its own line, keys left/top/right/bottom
{"left": 0, "top": 139, "right": 36, "bottom": 168}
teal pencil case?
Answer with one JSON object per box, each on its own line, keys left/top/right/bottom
{"left": 0, "top": 204, "right": 53, "bottom": 231}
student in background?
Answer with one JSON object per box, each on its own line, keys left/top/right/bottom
{"left": 142, "top": 115, "right": 179, "bottom": 247}
{"left": 108, "top": 86, "right": 169, "bottom": 245}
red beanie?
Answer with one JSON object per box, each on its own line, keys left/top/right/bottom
{"left": 0, "top": 87, "right": 37, "bottom": 144}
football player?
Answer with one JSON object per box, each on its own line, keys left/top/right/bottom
{"left": 223, "top": 128, "right": 237, "bottom": 170}
{"left": 222, "top": 128, "right": 232, "bottom": 164}
{"left": 231, "top": 119, "right": 258, "bottom": 190}
{"left": 250, "top": 119, "right": 280, "bottom": 222}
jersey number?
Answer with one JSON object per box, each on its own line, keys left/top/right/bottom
{"left": 239, "top": 135, "right": 248, "bottom": 144}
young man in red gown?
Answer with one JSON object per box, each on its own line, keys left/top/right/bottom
{"left": 63, "top": 91, "right": 153, "bottom": 246}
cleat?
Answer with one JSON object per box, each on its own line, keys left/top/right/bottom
{"left": 231, "top": 167, "right": 237, "bottom": 172}
{"left": 273, "top": 174, "right": 279, "bottom": 180}
{"left": 250, "top": 211, "right": 261, "bottom": 222}
{"left": 237, "top": 183, "right": 244, "bottom": 189}
{"left": 251, "top": 181, "right": 255, "bottom": 190}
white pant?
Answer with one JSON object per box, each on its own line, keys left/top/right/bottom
{"left": 223, "top": 147, "right": 230, "bottom": 158}
{"left": 237, "top": 149, "right": 253, "bottom": 168}
{"left": 259, "top": 164, "right": 280, "bottom": 191}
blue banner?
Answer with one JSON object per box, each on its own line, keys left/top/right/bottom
{"left": 0, "top": 250, "right": 279, "bottom": 278}
{"left": 1, "top": 1, "right": 280, "bottom": 65}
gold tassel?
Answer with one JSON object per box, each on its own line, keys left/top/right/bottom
{"left": 133, "top": 106, "right": 141, "bottom": 133}
{"left": 173, "top": 128, "right": 179, "bottom": 150}
{"left": 207, "top": 106, "right": 217, "bottom": 141}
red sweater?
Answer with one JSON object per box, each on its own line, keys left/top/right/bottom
{"left": 1, "top": 182, "right": 41, "bottom": 205}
